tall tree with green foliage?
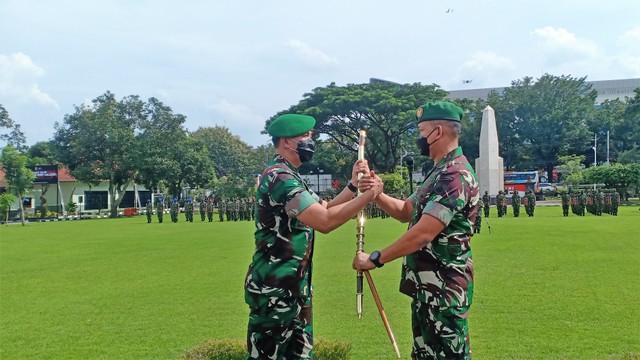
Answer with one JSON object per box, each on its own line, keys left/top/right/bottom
{"left": 267, "top": 82, "right": 448, "bottom": 173}
{"left": 53, "top": 91, "right": 143, "bottom": 218}
{"left": 491, "top": 75, "right": 596, "bottom": 174}
{"left": 0, "top": 192, "right": 15, "bottom": 225}
{"left": 0, "top": 104, "right": 27, "bottom": 152}
{"left": 1, "top": 146, "right": 35, "bottom": 225}
{"left": 135, "top": 97, "right": 189, "bottom": 197}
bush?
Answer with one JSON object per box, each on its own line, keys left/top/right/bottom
{"left": 179, "top": 338, "right": 352, "bottom": 360}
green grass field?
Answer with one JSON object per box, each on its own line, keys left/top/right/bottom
{"left": 1, "top": 207, "right": 639, "bottom": 359}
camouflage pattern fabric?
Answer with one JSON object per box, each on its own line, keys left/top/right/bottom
{"left": 561, "top": 192, "right": 570, "bottom": 216}
{"left": 511, "top": 192, "right": 520, "bottom": 217}
{"left": 199, "top": 201, "right": 206, "bottom": 221}
{"left": 245, "top": 155, "right": 319, "bottom": 358}
{"left": 482, "top": 193, "right": 490, "bottom": 218}
{"left": 247, "top": 296, "right": 313, "bottom": 359}
{"left": 401, "top": 146, "right": 478, "bottom": 358}
{"left": 146, "top": 202, "right": 153, "bottom": 223}
{"left": 156, "top": 201, "right": 164, "bottom": 223}
{"left": 411, "top": 299, "right": 471, "bottom": 360}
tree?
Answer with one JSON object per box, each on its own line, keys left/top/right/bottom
{"left": 0, "top": 192, "right": 15, "bottom": 225}
{"left": 136, "top": 97, "right": 190, "bottom": 196}
{"left": 191, "top": 126, "right": 256, "bottom": 197}
{"left": 267, "top": 82, "right": 449, "bottom": 173}
{"left": 53, "top": 92, "right": 143, "bottom": 218}
{"left": 583, "top": 163, "right": 640, "bottom": 199}
{"left": 558, "top": 154, "right": 586, "bottom": 186}
{"left": 492, "top": 75, "right": 596, "bottom": 174}
{"left": 617, "top": 146, "right": 640, "bottom": 164}
{"left": 0, "top": 104, "right": 27, "bottom": 152}
{"left": 1, "top": 146, "right": 35, "bottom": 226}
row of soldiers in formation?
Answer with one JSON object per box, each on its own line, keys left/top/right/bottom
{"left": 561, "top": 189, "right": 620, "bottom": 216}
{"left": 474, "top": 190, "right": 537, "bottom": 234}
{"left": 480, "top": 190, "right": 537, "bottom": 219}
{"left": 144, "top": 197, "right": 257, "bottom": 223}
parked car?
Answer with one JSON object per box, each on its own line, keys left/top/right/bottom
{"left": 538, "top": 182, "right": 555, "bottom": 192}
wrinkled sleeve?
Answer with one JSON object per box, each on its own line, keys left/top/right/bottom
{"left": 422, "top": 167, "right": 468, "bottom": 226}
{"left": 269, "top": 172, "right": 315, "bottom": 218}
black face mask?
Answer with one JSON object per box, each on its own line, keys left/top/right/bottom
{"left": 415, "top": 127, "right": 439, "bottom": 156}
{"left": 295, "top": 138, "right": 315, "bottom": 163}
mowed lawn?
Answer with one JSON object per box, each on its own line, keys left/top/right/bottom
{"left": 1, "top": 206, "right": 639, "bottom": 359}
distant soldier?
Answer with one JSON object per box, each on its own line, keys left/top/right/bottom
{"left": 526, "top": 190, "right": 536, "bottom": 217}
{"left": 146, "top": 198, "right": 153, "bottom": 223}
{"left": 171, "top": 197, "right": 179, "bottom": 223}
{"left": 611, "top": 190, "right": 620, "bottom": 216}
{"left": 199, "top": 199, "right": 206, "bottom": 221}
{"left": 219, "top": 198, "right": 226, "bottom": 222}
{"left": 595, "top": 190, "right": 604, "bottom": 216}
{"left": 233, "top": 198, "right": 240, "bottom": 221}
{"left": 185, "top": 198, "right": 194, "bottom": 222}
{"left": 474, "top": 199, "right": 483, "bottom": 233}
{"left": 561, "top": 191, "right": 570, "bottom": 217}
{"left": 239, "top": 198, "right": 246, "bottom": 221}
{"left": 482, "top": 191, "right": 490, "bottom": 218}
{"left": 156, "top": 197, "right": 164, "bottom": 223}
{"left": 496, "top": 191, "right": 505, "bottom": 217}
{"left": 226, "top": 198, "right": 233, "bottom": 221}
{"left": 512, "top": 191, "right": 521, "bottom": 217}
{"left": 578, "top": 191, "right": 586, "bottom": 216}
{"left": 206, "top": 198, "right": 215, "bottom": 222}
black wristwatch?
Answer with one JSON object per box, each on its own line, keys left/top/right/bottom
{"left": 347, "top": 181, "right": 358, "bottom": 192}
{"left": 369, "top": 251, "right": 384, "bottom": 268}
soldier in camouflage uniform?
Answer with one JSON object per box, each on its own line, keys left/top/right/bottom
{"left": 353, "top": 102, "right": 478, "bottom": 360}
{"left": 496, "top": 191, "right": 504, "bottom": 217}
{"left": 185, "top": 198, "right": 194, "bottom": 222}
{"left": 512, "top": 191, "right": 521, "bottom": 217}
{"left": 170, "top": 197, "right": 179, "bottom": 223}
{"left": 474, "top": 199, "right": 483, "bottom": 233}
{"left": 199, "top": 198, "right": 206, "bottom": 221}
{"left": 245, "top": 114, "right": 380, "bottom": 360}
{"left": 482, "top": 191, "right": 490, "bottom": 218}
{"left": 218, "top": 198, "right": 226, "bottom": 222}
{"left": 206, "top": 198, "right": 215, "bottom": 222}
{"left": 156, "top": 197, "right": 164, "bottom": 223}
{"left": 526, "top": 190, "right": 536, "bottom": 217}
{"left": 145, "top": 198, "right": 153, "bottom": 223}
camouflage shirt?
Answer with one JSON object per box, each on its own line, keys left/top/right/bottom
{"left": 244, "top": 155, "right": 320, "bottom": 301}
{"left": 400, "top": 146, "right": 479, "bottom": 308}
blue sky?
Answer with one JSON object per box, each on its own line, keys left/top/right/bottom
{"left": 1, "top": 0, "right": 639, "bottom": 148}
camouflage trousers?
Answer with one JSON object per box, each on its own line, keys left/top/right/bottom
{"left": 247, "top": 295, "right": 313, "bottom": 359}
{"left": 411, "top": 299, "right": 471, "bottom": 360}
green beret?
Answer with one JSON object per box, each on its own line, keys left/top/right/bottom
{"left": 416, "top": 101, "right": 464, "bottom": 123}
{"left": 268, "top": 114, "right": 316, "bottom": 137}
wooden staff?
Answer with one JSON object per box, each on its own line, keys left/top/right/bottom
{"left": 355, "top": 129, "right": 401, "bottom": 358}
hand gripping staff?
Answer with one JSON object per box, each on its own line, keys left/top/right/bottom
{"left": 354, "top": 130, "right": 401, "bottom": 358}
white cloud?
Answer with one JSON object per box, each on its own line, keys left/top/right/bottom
{"left": 286, "top": 39, "right": 339, "bottom": 67}
{"left": 0, "top": 52, "right": 59, "bottom": 109}
{"left": 532, "top": 26, "right": 599, "bottom": 58}
{"left": 453, "top": 51, "right": 516, "bottom": 87}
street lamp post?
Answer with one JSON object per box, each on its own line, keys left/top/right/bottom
{"left": 317, "top": 168, "right": 323, "bottom": 193}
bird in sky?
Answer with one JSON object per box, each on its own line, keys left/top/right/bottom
{"left": 462, "top": 79, "right": 473, "bottom": 84}
{"left": 446, "top": 8, "right": 453, "bottom": 13}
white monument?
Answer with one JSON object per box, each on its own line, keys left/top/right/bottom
{"left": 475, "top": 105, "right": 503, "bottom": 196}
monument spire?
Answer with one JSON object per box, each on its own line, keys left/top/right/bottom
{"left": 475, "top": 105, "right": 503, "bottom": 196}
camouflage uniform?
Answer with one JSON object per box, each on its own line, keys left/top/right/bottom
{"left": 474, "top": 199, "right": 483, "bottom": 233}
{"left": 207, "top": 199, "right": 215, "bottom": 222}
{"left": 199, "top": 200, "right": 206, "bottom": 221}
{"left": 245, "top": 155, "right": 319, "bottom": 359}
{"left": 145, "top": 201, "right": 153, "bottom": 223}
{"left": 156, "top": 198, "right": 164, "bottom": 223}
{"left": 526, "top": 190, "right": 536, "bottom": 217}
{"left": 511, "top": 191, "right": 521, "bottom": 217}
{"left": 186, "top": 199, "right": 194, "bottom": 222}
{"left": 170, "top": 199, "right": 179, "bottom": 223}
{"left": 402, "top": 147, "right": 478, "bottom": 360}
{"left": 495, "top": 191, "right": 504, "bottom": 217}
{"left": 482, "top": 192, "right": 490, "bottom": 218}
